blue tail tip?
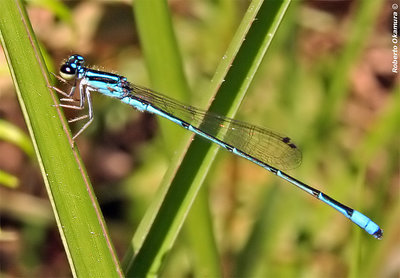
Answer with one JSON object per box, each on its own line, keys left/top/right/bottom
{"left": 373, "top": 229, "right": 383, "bottom": 240}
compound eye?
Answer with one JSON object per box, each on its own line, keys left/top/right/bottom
{"left": 59, "top": 64, "right": 77, "bottom": 80}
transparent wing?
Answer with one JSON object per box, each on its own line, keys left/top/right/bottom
{"left": 130, "top": 84, "right": 302, "bottom": 170}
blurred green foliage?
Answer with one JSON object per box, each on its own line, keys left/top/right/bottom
{"left": 0, "top": 0, "right": 398, "bottom": 277}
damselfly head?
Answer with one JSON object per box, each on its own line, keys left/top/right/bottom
{"left": 60, "top": 54, "right": 85, "bottom": 80}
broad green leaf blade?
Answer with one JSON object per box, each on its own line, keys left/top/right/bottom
{"left": 125, "top": 0, "right": 292, "bottom": 276}
{"left": 0, "top": 0, "right": 122, "bottom": 276}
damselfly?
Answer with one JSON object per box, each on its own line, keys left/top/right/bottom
{"left": 52, "top": 54, "right": 383, "bottom": 239}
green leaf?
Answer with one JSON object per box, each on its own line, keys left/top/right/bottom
{"left": 133, "top": 0, "right": 190, "bottom": 150}
{"left": 0, "top": 119, "right": 34, "bottom": 157}
{"left": 0, "top": 170, "right": 19, "bottom": 188}
{"left": 124, "top": 0, "right": 292, "bottom": 276}
{"left": 0, "top": 0, "right": 122, "bottom": 276}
